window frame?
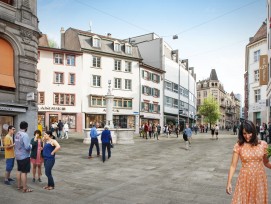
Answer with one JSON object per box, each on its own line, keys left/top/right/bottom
{"left": 38, "top": 92, "right": 45, "bottom": 105}
{"left": 68, "top": 73, "right": 76, "bottom": 85}
{"left": 125, "top": 61, "right": 132, "bottom": 72}
{"left": 125, "top": 79, "right": 132, "bottom": 90}
{"left": 92, "top": 56, "right": 101, "bottom": 68}
{"left": 114, "top": 78, "right": 122, "bottom": 89}
{"left": 66, "top": 55, "right": 75, "bottom": 66}
{"left": 93, "top": 37, "right": 101, "bottom": 48}
{"left": 92, "top": 75, "right": 101, "bottom": 87}
{"left": 54, "top": 53, "right": 64, "bottom": 65}
{"left": 53, "top": 93, "right": 75, "bottom": 106}
{"left": 54, "top": 72, "right": 64, "bottom": 84}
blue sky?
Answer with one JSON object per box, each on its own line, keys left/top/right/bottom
{"left": 38, "top": 0, "right": 266, "bottom": 99}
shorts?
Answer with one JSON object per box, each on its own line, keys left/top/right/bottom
{"left": 6, "top": 158, "right": 15, "bottom": 172}
{"left": 17, "top": 157, "right": 31, "bottom": 173}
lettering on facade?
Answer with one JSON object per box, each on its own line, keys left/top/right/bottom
{"left": 0, "top": 106, "right": 26, "bottom": 113}
{"left": 38, "top": 106, "right": 66, "bottom": 111}
{"left": 259, "top": 55, "right": 268, "bottom": 85}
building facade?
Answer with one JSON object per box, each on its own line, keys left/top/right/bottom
{"left": 245, "top": 22, "right": 268, "bottom": 124}
{"left": 37, "top": 34, "right": 83, "bottom": 132}
{"left": 0, "top": 0, "right": 40, "bottom": 137}
{"left": 128, "top": 33, "right": 197, "bottom": 130}
{"left": 266, "top": 1, "right": 271, "bottom": 122}
{"left": 197, "top": 69, "right": 241, "bottom": 129}
{"left": 60, "top": 28, "right": 142, "bottom": 133}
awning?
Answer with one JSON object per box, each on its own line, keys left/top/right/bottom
{"left": 0, "top": 74, "right": 15, "bottom": 88}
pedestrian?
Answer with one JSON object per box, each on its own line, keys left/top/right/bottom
{"left": 101, "top": 126, "right": 113, "bottom": 163}
{"left": 260, "top": 123, "right": 265, "bottom": 140}
{"left": 88, "top": 123, "right": 101, "bottom": 158}
{"left": 233, "top": 124, "right": 237, "bottom": 135}
{"left": 215, "top": 124, "right": 219, "bottom": 140}
{"left": 30, "top": 130, "right": 43, "bottom": 183}
{"left": 14, "top": 121, "right": 32, "bottom": 193}
{"left": 63, "top": 122, "right": 69, "bottom": 139}
{"left": 148, "top": 123, "right": 152, "bottom": 139}
{"left": 157, "top": 124, "right": 161, "bottom": 136}
{"left": 255, "top": 123, "right": 260, "bottom": 136}
{"left": 42, "top": 131, "right": 61, "bottom": 190}
{"left": 144, "top": 123, "right": 148, "bottom": 139}
{"left": 153, "top": 124, "right": 158, "bottom": 140}
{"left": 194, "top": 125, "right": 198, "bottom": 135}
{"left": 4, "top": 125, "right": 16, "bottom": 185}
{"left": 211, "top": 125, "right": 215, "bottom": 140}
{"left": 175, "top": 125, "right": 179, "bottom": 138}
{"left": 226, "top": 120, "right": 271, "bottom": 203}
{"left": 57, "top": 120, "right": 64, "bottom": 139}
{"left": 183, "top": 123, "right": 192, "bottom": 150}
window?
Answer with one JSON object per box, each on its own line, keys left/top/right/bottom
{"left": 114, "top": 42, "right": 121, "bottom": 52}
{"left": 165, "top": 96, "right": 172, "bottom": 107}
{"left": 197, "top": 92, "right": 201, "bottom": 98}
{"left": 254, "top": 89, "right": 261, "bottom": 103}
{"left": 254, "top": 50, "right": 260, "bottom": 62}
{"left": 254, "top": 70, "right": 259, "bottom": 82}
{"left": 37, "top": 70, "right": 40, "bottom": 82}
{"left": 69, "top": 73, "right": 75, "bottom": 85}
{"left": 54, "top": 53, "right": 63, "bottom": 64}
{"left": 173, "top": 83, "right": 178, "bottom": 93}
{"left": 93, "top": 37, "right": 101, "bottom": 48}
{"left": 153, "top": 88, "right": 160, "bottom": 97}
{"left": 173, "top": 99, "right": 178, "bottom": 108}
{"left": 142, "top": 70, "right": 150, "bottom": 80}
{"left": 203, "top": 91, "right": 207, "bottom": 97}
{"left": 153, "top": 104, "right": 160, "bottom": 113}
{"left": 125, "top": 61, "right": 132, "bottom": 72}
{"left": 152, "top": 74, "right": 160, "bottom": 83}
{"left": 165, "top": 81, "right": 172, "bottom": 91}
{"left": 141, "top": 102, "right": 149, "bottom": 112}
{"left": 125, "top": 45, "right": 132, "bottom": 54}
{"left": 197, "top": 99, "right": 201, "bottom": 105}
{"left": 142, "top": 86, "right": 151, "bottom": 95}
{"left": 125, "top": 79, "right": 132, "bottom": 90}
{"left": 66, "top": 55, "right": 75, "bottom": 66}
{"left": 91, "top": 96, "right": 106, "bottom": 107}
{"left": 54, "top": 72, "right": 64, "bottom": 84}
{"left": 114, "top": 78, "right": 121, "bottom": 89}
{"left": 0, "top": 0, "right": 13, "bottom": 6}
{"left": 54, "top": 93, "right": 75, "bottom": 106}
{"left": 114, "top": 98, "right": 123, "bottom": 107}
{"left": 114, "top": 60, "right": 121, "bottom": 71}
{"left": 123, "top": 99, "right": 132, "bottom": 108}
{"left": 38, "top": 92, "right": 44, "bottom": 104}
{"left": 93, "top": 75, "right": 101, "bottom": 87}
{"left": 93, "top": 56, "right": 101, "bottom": 68}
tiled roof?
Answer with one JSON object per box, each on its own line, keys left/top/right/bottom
{"left": 210, "top": 69, "right": 218, "bottom": 81}
{"left": 38, "top": 34, "right": 49, "bottom": 47}
{"left": 248, "top": 22, "right": 266, "bottom": 45}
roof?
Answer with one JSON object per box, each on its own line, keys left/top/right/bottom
{"left": 210, "top": 69, "right": 218, "bottom": 81}
{"left": 248, "top": 21, "right": 267, "bottom": 45}
{"left": 38, "top": 34, "right": 49, "bottom": 47}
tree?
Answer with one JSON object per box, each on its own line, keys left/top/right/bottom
{"left": 48, "top": 38, "right": 59, "bottom": 48}
{"left": 198, "top": 95, "right": 220, "bottom": 127}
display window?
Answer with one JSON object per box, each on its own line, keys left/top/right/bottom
{"left": 61, "top": 114, "right": 76, "bottom": 129}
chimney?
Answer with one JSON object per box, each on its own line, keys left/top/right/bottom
{"left": 107, "top": 33, "right": 111, "bottom": 38}
{"left": 60, "top": 27, "right": 65, "bottom": 49}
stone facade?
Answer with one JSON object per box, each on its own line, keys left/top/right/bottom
{"left": 0, "top": 0, "right": 40, "bottom": 137}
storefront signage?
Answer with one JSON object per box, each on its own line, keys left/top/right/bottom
{"left": 38, "top": 106, "right": 66, "bottom": 111}
{"left": 249, "top": 100, "right": 266, "bottom": 112}
{"left": 259, "top": 55, "right": 268, "bottom": 85}
{"left": 0, "top": 106, "right": 26, "bottom": 113}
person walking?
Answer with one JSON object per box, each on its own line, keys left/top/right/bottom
{"left": 14, "top": 121, "right": 32, "bottom": 193}
{"left": 57, "top": 120, "right": 64, "bottom": 139}
{"left": 148, "top": 123, "right": 152, "bottom": 139}
{"left": 157, "top": 124, "right": 161, "bottom": 136}
{"left": 175, "top": 125, "right": 179, "bottom": 138}
{"left": 183, "top": 123, "right": 192, "bottom": 150}
{"left": 226, "top": 120, "right": 271, "bottom": 203}
{"left": 215, "top": 124, "right": 219, "bottom": 140}
{"left": 63, "top": 122, "right": 69, "bottom": 139}
{"left": 42, "top": 131, "right": 61, "bottom": 190}
{"left": 4, "top": 125, "right": 16, "bottom": 185}
{"left": 88, "top": 123, "right": 101, "bottom": 158}
{"left": 101, "top": 126, "right": 113, "bottom": 163}
{"left": 30, "top": 130, "right": 43, "bottom": 183}
{"left": 153, "top": 124, "right": 158, "bottom": 140}
{"left": 143, "top": 123, "right": 148, "bottom": 140}
{"left": 260, "top": 123, "right": 265, "bottom": 141}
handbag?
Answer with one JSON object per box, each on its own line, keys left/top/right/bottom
{"left": 110, "top": 144, "right": 114, "bottom": 148}
{"left": 183, "top": 132, "right": 188, "bottom": 141}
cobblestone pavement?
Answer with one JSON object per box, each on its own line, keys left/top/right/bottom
{"left": 0, "top": 131, "right": 271, "bottom": 204}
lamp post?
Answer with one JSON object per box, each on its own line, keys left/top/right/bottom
{"left": 181, "top": 59, "right": 189, "bottom": 126}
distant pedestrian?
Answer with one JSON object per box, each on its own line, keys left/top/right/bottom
{"left": 42, "top": 131, "right": 61, "bottom": 190}
{"left": 101, "top": 126, "right": 113, "bottom": 163}
{"left": 157, "top": 124, "right": 161, "bottom": 136}
{"left": 57, "top": 120, "right": 64, "bottom": 139}
{"left": 153, "top": 124, "right": 158, "bottom": 140}
{"left": 30, "top": 130, "right": 43, "bottom": 183}
{"left": 14, "top": 121, "right": 32, "bottom": 193}
{"left": 4, "top": 125, "right": 16, "bottom": 185}
{"left": 88, "top": 123, "right": 101, "bottom": 158}
{"left": 215, "top": 124, "right": 219, "bottom": 140}
{"left": 175, "top": 126, "right": 179, "bottom": 138}
{"left": 183, "top": 123, "right": 192, "bottom": 150}
{"left": 148, "top": 123, "right": 152, "bottom": 139}
{"left": 143, "top": 123, "right": 148, "bottom": 139}
{"left": 63, "top": 122, "right": 69, "bottom": 139}
{"left": 233, "top": 124, "right": 237, "bottom": 135}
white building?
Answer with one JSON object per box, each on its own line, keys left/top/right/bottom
{"left": 128, "top": 33, "right": 197, "bottom": 130}
{"left": 267, "top": 1, "right": 271, "bottom": 122}
{"left": 60, "top": 28, "right": 142, "bottom": 133}
{"left": 37, "top": 34, "right": 83, "bottom": 132}
{"left": 245, "top": 22, "right": 267, "bottom": 124}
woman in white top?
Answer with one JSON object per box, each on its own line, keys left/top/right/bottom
{"left": 63, "top": 123, "right": 69, "bottom": 139}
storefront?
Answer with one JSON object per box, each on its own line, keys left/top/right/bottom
{"left": 85, "top": 114, "right": 135, "bottom": 129}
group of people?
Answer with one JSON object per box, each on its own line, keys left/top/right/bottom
{"left": 88, "top": 123, "right": 113, "bottom": 163}
{"left": 50, "top": 120, "right": 69, "bottom": 139}
{"left": 140, "top": 123, "right": 161, "bottom": 140}
{"left": 3, "top": 121, "right": 61, "bottom": 193}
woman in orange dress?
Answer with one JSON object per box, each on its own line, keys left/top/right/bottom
{"left": 30, "top": 130, "right": 43, "bottom": 182}
{"left": 226, "top": 120, "right": 271, "bottom": 203}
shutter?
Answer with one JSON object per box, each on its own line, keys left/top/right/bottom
{"left": 151, "top": 88, "right": 154, "bottom": 96}
{"left": 151, "top": 73, "right": 153, "bottom": 81}
{"left": 157, "top": 75, "right": 160, "bottom": 83}
{"left": 141, "top": 102, "right": 145, "bottom": 111}
{"left": 142, "top": 85, "right": 144, "bottom": 94}
{"left": 149, "top": 103, "right": 153, "bottom": 112}
{"left": 158, "top": 105, "right": 160, "bottom": 113}
{"left": 158, "top": 90, "right": 160, "bottom": 97}
{"left": 142, "top": 70, "right": 144, "bottom": 78}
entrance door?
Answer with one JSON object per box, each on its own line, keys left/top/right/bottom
{"left": 49, "top": 114, "right": 58, "bottom": 130}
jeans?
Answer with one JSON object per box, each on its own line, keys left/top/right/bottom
{"left": 102, "top": 143, "right": 111, "bottom": 162}
{"left": 44, "top": 159, "right": 55, "bottom": 187}
{"left": 89, "top": 138, "right": 100, "bottom": 156}
{"left": 58, "top": 130, "right": 62, "bottom": 138}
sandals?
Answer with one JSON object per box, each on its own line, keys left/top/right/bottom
{"left": 43, "top": 186, "right": 54, "bottom": 190}
{"left": 17, "top": 186, "right": 23, "bottom": 190}
{"left": 43, "top": 186, "right": 49, "bottom": 189}
{"left": 23, "top": 188, "right": 33, "bottom": 193}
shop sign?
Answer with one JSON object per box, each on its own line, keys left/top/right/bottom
{"left": 259, "top": 55, "right": 268, "bottom": 85}
{"left": 0, "top": 106, "right": 26, "bottom": 113}
{"left": 249, "top": 100, "right": 266, "bottom": 112}
{"left": 38, "top": 106, "right": 66, "bottom": 111}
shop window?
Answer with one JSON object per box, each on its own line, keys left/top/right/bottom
{"left": 0, "top": 38, "right": 16, "bottom": 89}
{"left": 62, "top": 114, "right": 76, "bottom": 129}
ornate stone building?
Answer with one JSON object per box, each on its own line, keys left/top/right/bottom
{"left": 0, "top": 0, "right": 40, "bottom": 137}
{"left": 197, "top": 69, "right": 241, "bottom": 129}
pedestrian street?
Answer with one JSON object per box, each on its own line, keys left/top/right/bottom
{"left": 1, "top": 132, "right": 271, "bottom": 204}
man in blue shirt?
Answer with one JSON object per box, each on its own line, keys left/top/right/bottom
{"left": 88, "top": 124, "right": 101, "bottom": 159}
{"left": 183, "top": 123, "right": 192, "bottom": 150}
{"left": 101, "top": 126, "right": 113, "bottom": 163}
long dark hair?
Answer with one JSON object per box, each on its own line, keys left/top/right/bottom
{"left": 238, "top": 120, "right": 258, "bottom": 146}
{"left": 45, "top": 130, "right": 55, "bottom": 140}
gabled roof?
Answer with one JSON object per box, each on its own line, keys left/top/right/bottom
{"left": 38, "top": 34, "right": 49, "bottom": 47}
{"left": 248, "top": 21, "right": 267, "bottom": 45}
{"left": 210, "top": 69, "right": 218, "bottom": 81}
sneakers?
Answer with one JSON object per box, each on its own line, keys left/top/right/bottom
{"left": 4, "top": 180, "right": 11, "bottom": 185}
{"left": 88, "top": 156, "right": 93, "bottom": 159}
{"left": 8, "top": 178, "right": 15, "bottom": 182}
{"left": 32, "top": 178, "right": 35, "bottom": 182}
{"left": 38, "top": 178, "right": 42, "bottom": 182}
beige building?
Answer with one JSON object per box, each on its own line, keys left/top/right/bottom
{"left": 197, "top": 69, "right": 241, "bottom": 129}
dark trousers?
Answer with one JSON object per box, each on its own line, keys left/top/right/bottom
{"left": 89, "top": 138, "right": 100, "bottom": 156}
{"left": 102, "top": 143, "right": 111, "bottom": 162}
{"left": 44, "top": 159, "right": 55, "bottom": 187}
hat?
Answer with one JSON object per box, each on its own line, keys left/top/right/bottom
{"left": 104, "top": 125, "right": 109, "bottom": 130}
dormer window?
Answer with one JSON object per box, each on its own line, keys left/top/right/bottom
{"left": 114, "top": 41, "right": 121, "bottom": 52}
{"left": 92, "top": 36, "right": 101, "bottom": 48}
{"left": 125, "top": 44, "right": 132, "bottom": 54}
